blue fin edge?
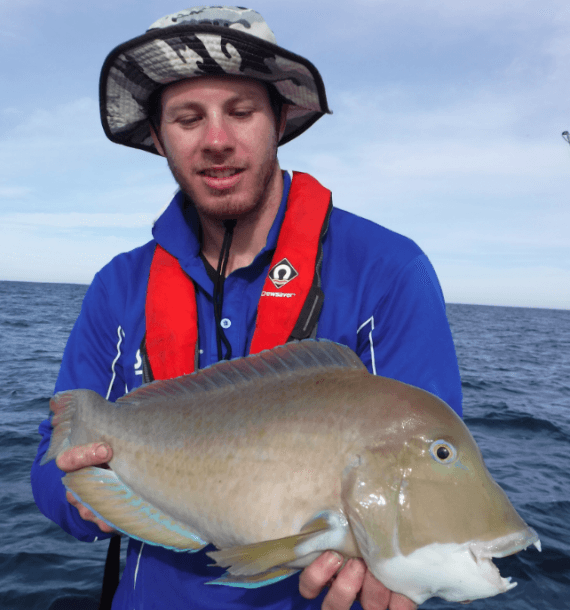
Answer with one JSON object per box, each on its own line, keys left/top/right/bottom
{"left": 206, "top": 570, "right": 299, "bottom": 588}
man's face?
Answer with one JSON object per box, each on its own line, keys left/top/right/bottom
{"left": 151, "top": 76, "right": 286, "bottom": 222}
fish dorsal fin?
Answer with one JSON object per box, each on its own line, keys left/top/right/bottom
{"left": 118, "top": 340, "right": 365, "bottom": 405}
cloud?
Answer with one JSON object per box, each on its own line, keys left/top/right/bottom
{"left": 0, "top": 96, "right": 175, "bottom": 213}
{"left": 11, "top": 97, "right": 100, "bottom": 139}
{"left": 439, "top": 262, "right": 570, "bottom": 310}
{"left": 0, "top": 28, "right": 22, "bottom": 41}
{"left": 0, "top": 186, "right": 33, "bottom": 199}
{"left": 281, "top": 82, "right": 568, "bottom": 213}
{"left": 2, "top": 212, "right": 156, "bottom": 230}
{"left": 0, "top": 226, "right": 148, "bottom": 285}
{"left": 0, "top": 98, "right": 105, "bottom": 181}
{"left": 354, "top": 0, "right": 570, "bottom": 28}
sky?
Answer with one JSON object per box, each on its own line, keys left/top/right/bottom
{"left": 1, "top": 0, "right": 569, "bottom": 309}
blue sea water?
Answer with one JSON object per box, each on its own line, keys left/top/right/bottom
{"left": 0, "top": 279, "right": 568, "bottom": 610}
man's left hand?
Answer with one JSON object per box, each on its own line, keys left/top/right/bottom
{"left": 299, "top": 552, "right": 418, "bottom": 610}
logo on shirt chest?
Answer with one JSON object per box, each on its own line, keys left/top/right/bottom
{"left": 268, "top": 258, "right": 298, "bottom": 288}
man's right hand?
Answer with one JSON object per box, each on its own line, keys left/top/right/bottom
{"left": 56, "top": 442, "right": 116, "bottom": 534}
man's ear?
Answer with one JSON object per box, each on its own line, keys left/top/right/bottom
{"left": 278, "top": 105, "right": 289, "bottom": 143}
{"left": 150, "top": 122, "right": 166, "bottom": 157}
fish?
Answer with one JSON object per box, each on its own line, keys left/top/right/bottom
{"left": 42, "top": 339, "right": 541, "bottom": 605}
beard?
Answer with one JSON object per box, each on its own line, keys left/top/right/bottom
{"left": 165, "top": 139, "right": 281, "bottom": 223}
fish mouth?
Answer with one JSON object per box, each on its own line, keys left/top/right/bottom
{"left": 468, "top": 528, "right": 541, "bottom": 593}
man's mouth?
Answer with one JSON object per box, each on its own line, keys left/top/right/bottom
{"left": 198, "top": 167, "right": 245, "bottom": 191}
{"left": 200, "top": 168, "right": 243, "bottom": 178}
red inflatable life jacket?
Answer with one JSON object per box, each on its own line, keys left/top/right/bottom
{"left": 144, "top": 172, "right": 332, "bottom": 380}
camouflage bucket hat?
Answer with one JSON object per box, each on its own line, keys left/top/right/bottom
{"left": 100, "top": 6, "right": 331, "bottom": 154}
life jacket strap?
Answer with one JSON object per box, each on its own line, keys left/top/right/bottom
{"left": 144, "top": 244, "right": 199, "bottom": 381}
{"left": 249, "top": 172, "right": 332, "bottom": 352}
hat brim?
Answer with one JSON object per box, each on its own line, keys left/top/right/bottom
{"left": 99, "top": 24, "right": 331, "bottom": 154}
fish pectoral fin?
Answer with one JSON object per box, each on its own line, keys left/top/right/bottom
{"left": 206, "top": 566, "right": 298, "bottom": 588}
{"left": 63, "top": 467, "right": 207, "bottom": 552}
{"left": 207, "top": 533, "right": 312, "bottom": 577}
{"left": 207, "top": 511, "right": 350, "bottom": 579}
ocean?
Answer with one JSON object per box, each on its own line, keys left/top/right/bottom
{"left": 1, "top": 280, "right": 568, "bottom": 610}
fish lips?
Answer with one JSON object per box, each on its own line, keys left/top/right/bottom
{"left": 469, "top": 526, "right": 542, "bottom": 591}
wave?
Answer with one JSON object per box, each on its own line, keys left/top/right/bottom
{"left": 0, "top": 550, "right": 100, "bottom": 610}
{"left": 1, "top": 319, "right": 32, "bottom": 328}
{"left": 465, "top": 411, "right": 567, "bottom": 440}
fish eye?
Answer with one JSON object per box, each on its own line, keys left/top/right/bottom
{"left": 429, "top": 440, "right": 457, "bottom": 464}
{"left": 437, "top": 446, "right": 450, "bottom": 460}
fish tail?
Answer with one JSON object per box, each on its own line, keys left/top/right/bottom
{"left": 40, "top": 390, "right": 104, "bottom": 465}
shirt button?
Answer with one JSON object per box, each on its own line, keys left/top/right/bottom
{"left": 220, "top": 318, "right": 231, "bottom": 329}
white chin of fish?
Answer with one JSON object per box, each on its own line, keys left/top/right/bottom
{"left": 371, "top": 529, "right": 541, "bottom": 604}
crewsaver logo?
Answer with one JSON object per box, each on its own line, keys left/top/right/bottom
{"left": 268, "top": 258, "right": 298, "bottom": 288}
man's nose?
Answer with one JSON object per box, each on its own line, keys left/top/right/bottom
{"left": 202, "top": 114, "right": 234, "bottom": 153}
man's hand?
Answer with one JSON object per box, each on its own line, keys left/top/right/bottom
{"left": 56, "top": 442, "right": 116, "bottom": 534}
{"left": 299, "top": 552, "right": 417, "bottom": 610}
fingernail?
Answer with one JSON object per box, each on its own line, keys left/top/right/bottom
{"left": 328, "top": 551, "right": 343, "bottom": 566}
{"left": 95, "top": 444, "right": 109, "bottom": 460}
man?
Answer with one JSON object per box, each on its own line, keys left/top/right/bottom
{"left": 31, "top": 7, "right": 462, "bottom": 610}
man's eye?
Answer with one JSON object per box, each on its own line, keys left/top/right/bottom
{"left": 178, "top": 116, "right": 200, "bottom": 127}
{"left": 232, "top": 109, "right": 253, "bottom": 118}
